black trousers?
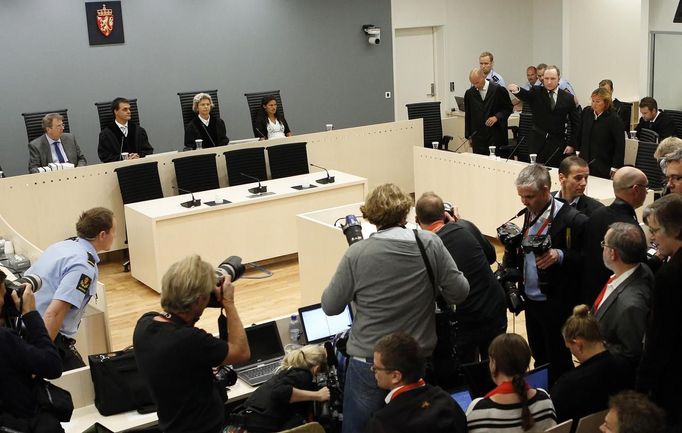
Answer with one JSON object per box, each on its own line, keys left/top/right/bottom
{"left": 456, "top": 323, "right": 507, "bottom": 364}
{"left": 55, "top": 333, "right": 86, "bottom": 372}
{"left": 524, "top": 299, "right": 574, "bottom": 387}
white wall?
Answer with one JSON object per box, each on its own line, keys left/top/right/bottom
{"left": 649, "top": 0, "right": 682, "bottom": 31}
{"left": 532, "top": 0, "right": 563, "bottom": 66}
{"left": 392, "top": 0, "right": 446, "bottom": 28}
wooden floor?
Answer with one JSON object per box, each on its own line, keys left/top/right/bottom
{"left": 100, "top": 244, "right": 527, "bottom": 351}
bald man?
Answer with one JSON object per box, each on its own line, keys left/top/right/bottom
{"left": 464, "top": 68, "right": 513, "bottom": 155}
{"left": 581, "top": 167, "right": 649, "bottom": 305}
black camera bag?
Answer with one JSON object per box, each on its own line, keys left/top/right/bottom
{"left": 33, "top": 377, "right": 74, "bottom": 422}
{"left": 88, "top": 346, "right": 156, "bottom": 416}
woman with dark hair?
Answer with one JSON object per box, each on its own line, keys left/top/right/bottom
{"left": 253, "top": 95, "right": 292, "bottom": 140}
{"left": 551, "top": 304, "right": 632, "bottom": 423}
{"left": 183, "top": 93, "right": 230, "bottom": 150}
{"left": 466, "top": 333, "right": 556, "bottom": 432}
{"left": 575, "top": 87, "right": 625, "bottom": 179}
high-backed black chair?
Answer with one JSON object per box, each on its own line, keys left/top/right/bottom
{"left": 21, "top": 109, "right": 70, "bottom": 143}
{"left": 172, "top": 154, "right": 220, "bottom": 193}
{"left": 244, "top": 90, "right": 284, "bottom": 137}
{"left": 663, "top": 108, "right": 682, "bottom": 138}
{"left": 503, "top": 112, "right": 532, "bottom": 162}
{"left": 267, "top": 142, "right": 309, "bottom": 179}
{"left": 177, "top": 90, "right": 221, "bottom": 127}
{"left": 638, "top": 128, "right": 659, "bottom": 144}
{"left": 114, "top": 161, "right": 164, "bottom": 271}
{"left": 635, "top": 140, "right": 664, "bottom": 190}
{"left": 223, "top": 147, "right": 267, "bottom": 186}
{"left": 405, "top": 101, "right": 453, "bottom": 150}
{"left": 617, "top": 101, "right": 633, "bottom": 132}
{"left": 95, "top": 99, "right": 141, "bottom": 130}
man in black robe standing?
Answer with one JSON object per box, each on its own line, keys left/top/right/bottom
{"left": 464, "top": 68, "right": 513, "bottom": 155}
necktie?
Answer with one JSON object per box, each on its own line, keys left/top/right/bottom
{"left": 593, "top": 276, "right": 614, "bottom": 312}
{"left": 53, "top": 141, "right": 66, "bottom": 163}
{"left": 549, "top": 91, "right": 556, "bottom": 110}
{"left": 121, "top": 125, "right": 128, "bottom": 137}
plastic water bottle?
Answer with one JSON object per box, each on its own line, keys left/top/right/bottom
{"left": 289, "top": 314, "right": 301, "bottom": 343}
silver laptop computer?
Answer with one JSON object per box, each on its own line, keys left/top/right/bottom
{"left": 234, "top": 321, "right": 285, "bottom": 386}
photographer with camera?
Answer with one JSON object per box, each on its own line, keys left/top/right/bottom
{"left": 415, "top": 192, "right": 507, "bottom": 363}
{"left": 322, "top": 183, "right": 469, "bottom": 433}
{"left": 133, "top": 255, "right": 250, "bottom": 433}
{"left": 0, "top": 271, "right": 63, "bottom": 433}
{"left": 240, "top": 345, "right": 330, "bottom": 432}
{"left": 512, "top": 164, "right": 587, "bottom": 386}
{"left": 30, "top": 207, "right": 116, "bottom": 371}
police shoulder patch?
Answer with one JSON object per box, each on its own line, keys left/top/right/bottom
{"left": 87, "top": 252, "right": 96, "bottom": 267}
{"left": 76, "top": 274, "right": 92, "bottom": 295}
{"left": 492, "top": 75, "right": 499, "bottom": 82}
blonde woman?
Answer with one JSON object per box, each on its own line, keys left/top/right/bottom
{"left": 242, "top": 345, "right": 330, "bottom": 432}
{"left": 184, "top": 92, "right": 230, "bottom": 150}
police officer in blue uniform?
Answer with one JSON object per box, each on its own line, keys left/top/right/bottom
{"left": 480, "top": 51, "right": 506, "bottom": 88}
{"left": 31, "top": 207, "right": 116, "bottom": 371}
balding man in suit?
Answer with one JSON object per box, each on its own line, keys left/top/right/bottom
{"left": 28, "top": 113, "right": 87, "bottom": 173}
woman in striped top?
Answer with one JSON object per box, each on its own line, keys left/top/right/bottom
{"left": 466, "top": 333, "right": 557, "bottom": 432}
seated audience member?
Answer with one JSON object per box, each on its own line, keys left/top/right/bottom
{"left": 241, "top": 345, "right": 330, "bottom": 432}
{"left": 134, "top": 255, "right": 250, "bottom": 433}
{"left": 0, "top": 273, "right": 63, "bottom": 432}
{"left": 415, "top": 192, "right": 507, "bottom": 363}
{"left": 555, "top": 156, "right": 604, "bottom": 217}
{"left": 594, "top": 222, "right": 652, "bottom": 366}
{"left": 28, "top": 112, "right": 87, "bottom": 173}
{"left": 637, "top": 194, "right": 682, "bottom": 431}
{"left": 599, "top": 79, "right": 632, "bottom": 135}
{"left": 551, "top": 305, "right": 633, "bottom": 423}
{"left": 98, "top": 97, "right": 154, "bottom": 162}
{"left": 183, "top": 92, "right": 230, "bottom": 150}
{"left": 600, "top": 391, "right": 665, "bottom": 433}
{"left": 575, "top": 87, "right": 625, "bottom": 179}
{"left": 634, "top": 97, "right": 676, "bottom": 140}
{"left": 654, "top": 136, "right": 682, "bottom": 163}
{"left": 253, "top": 95, "right": 292, "bottom": 140}
{"left": 466, "top": 333, "right": 557, "bottom": 433}
{"left": 663, "top": 148, "right": 682, "bottom": 195}
{"left": 366, "top": 332, "right": 467, "bottom": 433}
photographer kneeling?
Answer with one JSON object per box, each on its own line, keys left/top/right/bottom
{"left": 134, "top": 255, "right": 250, "bottom": 433}
{"left": 0, "top": 271, "right": 63, "bottom": 433}
{"left": 241, "top": 345, "right": 330, "bottom": 432}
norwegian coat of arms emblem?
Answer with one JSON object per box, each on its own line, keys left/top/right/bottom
{"left": 96, "top": 4, "right": 114, "bottom": 37}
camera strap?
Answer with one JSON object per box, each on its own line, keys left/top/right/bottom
{"left": 413, "top": 230, "right": 450, "bottom": 312}
{"left": 522, "top": 198, "right": 555, "bottom": 238}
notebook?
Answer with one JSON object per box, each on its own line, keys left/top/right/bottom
{"left": 234, "top": 321, "right": 285, "bottom": 386}
{"left": 298, "top": 303, "right": 353, "bottom": 344}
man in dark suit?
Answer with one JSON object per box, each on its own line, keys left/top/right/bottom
{"left": 509, "top": 65, "right": 580, "bottom": 167}
{"left": 366, "top": 333, "right": 466, "bottom": 433}
{"left": 511, "top": 164, "right": 587, "bottom": 385}
{"left": 464, "top": 68, "right": 513, "bottom": 155}
{"left": 98, "top": 97, "right": 154, "bottom": 163}
{"left": 28, "top": 113, "right": 87, "bottom": 173}
{"left": 581, "top": 167, "right": 648, "bottom": 305}
{"left": 554, "top": 156, "right": 605, "bottom": 217}
{"left": 594, "top": 222, "right": 652, "bottom": 368}
{"left": 634, "top": 97, "right": 676, "bottom": 140}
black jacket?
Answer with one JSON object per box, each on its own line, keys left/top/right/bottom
{"left": 552, "top": 192, "right": 605, "bottom": 218}
{"left": 464, "top": 81, "right": 513, "bottom": 153}
{"left": 635, "top": 111, "right": 676, "bottom": 140}
{"left": 613, "top": 98, "right": 632, "bottom": 134}
{"left": 98, "top": 122, "right": 154, "bottom": 162}
{"left": 576, "top": 108, "right": 625, "bottom": 179}
{"left": 183, "top": 115, "right": 229, "bottom": 150}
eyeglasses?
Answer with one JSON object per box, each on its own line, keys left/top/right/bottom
{"left": 631, "top": 183, "right": 648, "bottom": 190}
{"left": 600, "top": 240, "right": 613, "bottom": 249}
{"left": 370, "top": 364, "right": 395, "bottom": 373}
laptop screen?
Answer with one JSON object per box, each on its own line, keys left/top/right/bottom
{"left": 525, "top": 364, "right": 549, "bottom": 390}
{"left": 298, "top": 303, "right": 353, "bottom": 344}
{"left": 242, "top": 321, "right": 284, "bottom": 366}
{"left": 451, "top": 388, "right": 473, "bottom": 412}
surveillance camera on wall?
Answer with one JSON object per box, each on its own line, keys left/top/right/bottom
{"left": 362, "top": 24, "right": 381, "bottom": 45}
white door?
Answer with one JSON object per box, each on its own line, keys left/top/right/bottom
{"left": 394, "top": 27, "right": 436, "bottom": 121}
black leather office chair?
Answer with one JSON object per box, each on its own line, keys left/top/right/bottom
{"left": 635, "top": 140, "right": 664, "bottom": 190}
{"left": 177, "top": 90, "right": 221, "bottom": 127}
{"left": 172, "top": 154, "right": 220, "bottom": 193}
{"left": 617, "top": 101, "right": 633, "bottom": 132}
{"left": 501, "top": 112, "right": 532, "bottom": 162}
{"left": 663, "top": 108, "right": 682, "bottom": 138}
{"left": 95, "top": 99, "right": 141, "bottom": 130}
{"left": 638, "top": 128, "right": 659, "bottom": 144}
{"left": 405, "top": 101, "right": 453, "bottom": 150}
{"left": 115, "top": 161, "right": 164, "bottom": 271}
{"left": 244, "top": 90, "right": 284, "bottom": 137}
{"left": 224, "top": 147, "right": 267, "bottom": 186}
{"left": 21, "top": 109, "right": 70, "bottom": 143}
{"left": 267, "top": 142, "right": 309, "bottom": 179}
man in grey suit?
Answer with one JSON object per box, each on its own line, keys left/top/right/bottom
{"left": 594, "top": 222, "right": 652, "bottom": 368}
{"left": 28, "top": 113, "right": 87, "bottom": 173}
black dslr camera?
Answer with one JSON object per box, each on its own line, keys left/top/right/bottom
{"left": 207, "top": 256, "right": 245, "bottom": 308}
{"left": 1, "top": 274, "right": 42, "bottom": 322}
{"left": 314, "top": 342, "right": 344, "bottom": 433}
{"left": 495, "top": 222, "right": 526, "bottom": 315}
{"left": 521, "top": 235, "right": 552, "bottom": 293}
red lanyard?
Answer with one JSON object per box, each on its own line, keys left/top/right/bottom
{"left": 390, "top": 378, "right": 426, "bottom": 401}
{"left": 485, "top": 380, "right": 529, "bottom": 398}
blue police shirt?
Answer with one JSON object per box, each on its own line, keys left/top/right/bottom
{"left": 31, "top": 238, "right": 99, "bottom": 339}
{"left": 486, "top": 70, "right": 506, "bottom": 88}
{"left": 523, "top": 198, "right": 564, "bottom": 301}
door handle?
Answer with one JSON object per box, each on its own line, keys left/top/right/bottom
{"left": 427, "top": 83, "right": 435, "bottom": 97}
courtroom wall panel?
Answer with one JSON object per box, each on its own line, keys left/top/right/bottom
{"left": 0, "top": 0, "right": 393, "bottom": 176}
